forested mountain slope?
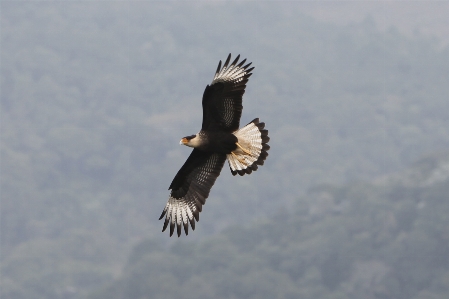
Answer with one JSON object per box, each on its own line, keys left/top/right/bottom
{"left": 89, "top": 152, "right": 449, "bottom": 299}
{"left": 1, "top": 2, "right": 449, "bottom": 299}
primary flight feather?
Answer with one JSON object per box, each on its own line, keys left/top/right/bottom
{"left": 159, "top": 54, "right": 270, "bottom": 237}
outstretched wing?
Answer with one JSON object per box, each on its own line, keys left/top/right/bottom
{"left": 202, "top": 54, "right": 254, "bottom": 132}
{"left": 159, "top": 149, "right": 226, "bottom": 237}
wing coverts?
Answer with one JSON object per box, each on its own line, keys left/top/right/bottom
{"left": 159, "top": 151, "right": 226, "bottom": 237}
{"left": 202, "top": 54, "right": 254, "bottom": 132}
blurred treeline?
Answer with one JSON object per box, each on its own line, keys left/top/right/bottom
{"left": 1, "top": 2, "right": 448, "bottom": 299}
{"left": 89, "top": 153, "right": 449, "bottom": 299}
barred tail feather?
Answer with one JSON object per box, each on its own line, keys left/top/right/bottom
{"left": 227, "top": 118, "right": 270, "bottom": 176}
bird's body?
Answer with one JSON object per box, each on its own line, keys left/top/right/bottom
{"left": 183, "top": 131, "right": 238, "bottom": 154}
{"left": 159, "top": 54, "right": 270, "bottom": 237}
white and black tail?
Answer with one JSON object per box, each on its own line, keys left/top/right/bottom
{"left": 227, "top": 118, "right": 270, "bottom": 176}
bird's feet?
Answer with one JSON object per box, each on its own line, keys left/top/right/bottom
{"left": 235, "top": 142, "right": 253, "bottom": 156}
{"left": 231, "top": 151, "right": 248, "bottom": 165}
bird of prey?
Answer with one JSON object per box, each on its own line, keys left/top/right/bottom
{"left": 159, "top": 54, "right": 270, "bottom": 237}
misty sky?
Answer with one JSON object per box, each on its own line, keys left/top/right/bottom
{"left": 286, "top": 1, "right": 449, "bottom": 47}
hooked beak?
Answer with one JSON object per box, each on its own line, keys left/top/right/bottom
{"left": 180, "top": 138, "right": 188, "bottom": 145}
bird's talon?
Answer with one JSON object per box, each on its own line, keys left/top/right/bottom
{"left": 236, "top": 142, "right": 252, "bottom": 156}
{"left": 231, "top": 151, "right": 247, "bottom": 165}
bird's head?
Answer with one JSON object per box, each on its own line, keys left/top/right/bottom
{"left": 180, "top": 135, "right": 198, "bottom": 148}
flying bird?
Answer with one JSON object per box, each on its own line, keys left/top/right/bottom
{"left": 159, "top": 54, "right": 270, "bottom": 237}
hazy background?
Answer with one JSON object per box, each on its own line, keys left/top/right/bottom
{"left": 1, "top": 1, "right": 449, "bottom": 299}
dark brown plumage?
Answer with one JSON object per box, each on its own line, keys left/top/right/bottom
{"left": 159, "top": 54, "right": 270, "bottom": 237}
